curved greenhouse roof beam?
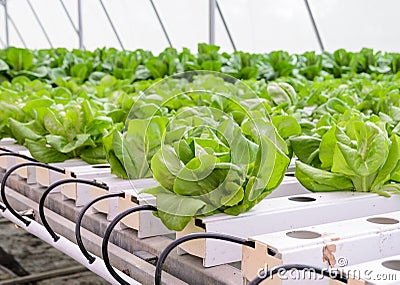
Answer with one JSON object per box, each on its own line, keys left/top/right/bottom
{"left": 216, "top": 0, "right": 236, "bottom": 51}
{"left": 26, "top": 0, "right": 53, "bottom": 48}
{"left": 98, "top": 0, "right": 125, "bottom": 50}
{"left": 304, "top": 0, "right": 324, "bottom": 51}
{"left": 149, "top": 0, "right": 173, "bottom": 47}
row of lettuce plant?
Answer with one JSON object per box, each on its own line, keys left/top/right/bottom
{"left": 1, "top": 46, "right": 400, "bottom": 229}
{"left": 2, "top": 45, "right": 400, "bottom": 84}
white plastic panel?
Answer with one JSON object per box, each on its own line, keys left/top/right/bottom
{"left": 243, "top": 211, "right": 400, "bottom": 284}
{"left": 177, "top": 191, "right": 400, "bottom": 267}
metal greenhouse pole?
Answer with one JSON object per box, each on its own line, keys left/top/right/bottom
{"left": 149, "top": 0, "right": 172, "bottom": 47}
{"left": 209, "top": 0, "right": 216, "bottom": 45}
{"left": 98, "top": 0, "right": 125, "bottom": 50}
{"left": 59, "top": 0, "right": 78, "bottom": 34}
{"left": 78, "top": 0, "right": 84, "bottom": 49}
{"left": 4, "top": 10, "right": 28, "bottom": 48}
{"left": 216, "top": 0, "right": 236, "bottom": 51}
{"left": 26, "top": 0, "right": 54, "bottom": 48}
{"left": 304, "top": 0, "right": 324, "bottom": 51}
{"left": 59, "top": 0, "right": 85, "bottom": 49}
{"left": 2, "top": 0, "right": 9, "bottom": 47}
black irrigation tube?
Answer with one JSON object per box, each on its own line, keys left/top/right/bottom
{"left": 38, "top": 178, "right": 109, "bottom": 242}
{"left": 0, "top": 147, "right": 13, "bottom": 153}
{"left": 75, "top": 192, "right": 124, "bottom": 264}
{"left": 154, "top": 232, "right": 256, "bottom": 285}
{"left": 0, "top": 150, "right": 347, "bottom": 285}
{"left": 0, "top": 155, "right": 59, "bottom": 218}
{"left": 0, "top": 151, "right": 37, "bottom": 162}
{"left": 101, "top": 205, "right": 157, "bottom": 285}
{"left": 248, "top": 264, "right": 348, "bottom": 285}
{"left": 1, "top": 161, "right": 64, "bottom": 222}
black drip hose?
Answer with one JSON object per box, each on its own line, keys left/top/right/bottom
{"left": 248, "top": 264, "right": 348, "bottom": 285}
{"left": 0, "top": 151, "right": 348, "bottom": 285}
{"left": 0, "top": 152, "right": 39, "bottom": 212}
{"left": 101, "top": 205, "right": 157, "bottom": 285}
{"left": 0, "top": 147, "right": 13, "bottom": 153}
{"left": 0, "top": 161, "right": 64, "bottom": 223}
{"left": 0, "top": 151, "right": 37, "bottom": 162}
{"left": 154, "top": 232, "right": 256, "bottom": 285}
{"left": 38, "top": 178, "right": 109, "bottom": 242}
{"left": 76, "top": 192, "right": 124, "bottom": 264}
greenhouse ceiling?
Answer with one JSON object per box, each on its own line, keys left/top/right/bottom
{"left": 0, "top": 0, "right": 398, "bottom": 53}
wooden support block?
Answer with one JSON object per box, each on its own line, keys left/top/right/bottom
{"left": 60, "top": 164, "right": 112, "bottom": 206}
{"left": 35, "top": 159, "right": 89, "bottom": 189}
{"left": 15, "top": 150, "right": 32, "bottom": 179}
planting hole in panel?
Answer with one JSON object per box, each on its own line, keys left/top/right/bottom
{"left": 91, "top": 165, "right": 111, "bottom": 169}
{"left": 366, "top": 217, "right": 399, "bottom": 225}
{"left": 286, "top": 230, "right": 321, "bottom": 239}
{"left": 382, "top": 260, "right": 400, "bottom": 271}
{"left": 288, "top": 196, "right": 316, "bottom": 202}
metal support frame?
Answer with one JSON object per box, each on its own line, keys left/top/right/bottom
{"left": 304, "top": 0, "right": 324, "bottom": 51}
{"left": 7, "top": 15, "right": 27, "bottom": 47}
{"left": 0, "top": 37, "right": 5, "bottom": 48}
{"left": 209, "top": 0, "right": 216, "bottom": 45}
{"left": 59, "top": 0, "right": 78, "bottom": 34}
{"left": 149, "top": 0, "right": 172, "bottom": 47}
{"left": 2, "top": 0, "right": 323, "bottom": 53}
{"left": 2, "top": 0, "right": 9, "bottom": 47}
{"left": 78, "top": 0, "right": 83, "bottom": 49}
{"left": 216, "top": 0, "right": 236, "bottom": 51}
{"left": 59, "top": 0, "right": 85, "bottom": 49}
{"left": 26, "top": 0, "right": 53, "bottom": 48}
{"left": 98, "top": 0, "right": 124, "bottom": 50}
